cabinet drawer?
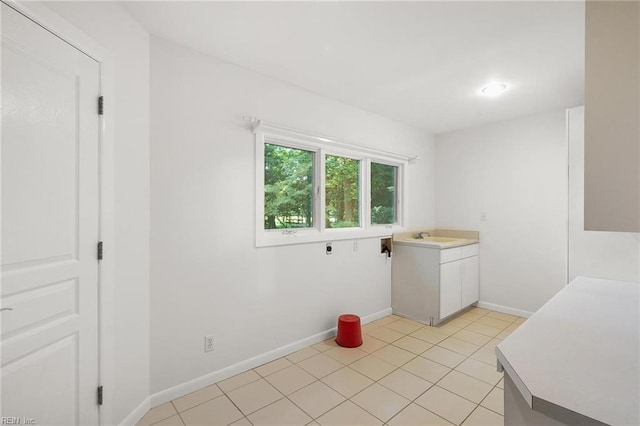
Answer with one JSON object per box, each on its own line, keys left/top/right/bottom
{"left": 440, "top": 247, "right": 462, "bottom": 263}
{"left": 461, "top": 244, "right": 479, "bottom": 258}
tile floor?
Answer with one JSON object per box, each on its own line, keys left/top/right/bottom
{"left": 137, "top": 307, "right": 525, "bottom": 426}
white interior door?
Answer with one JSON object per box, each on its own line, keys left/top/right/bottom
{"left": 1, "top": 3, "right": 101, "bottom": 425}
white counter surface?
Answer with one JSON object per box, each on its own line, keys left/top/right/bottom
{"left": 496, "top": 276, "right": 639, "bottom": 425}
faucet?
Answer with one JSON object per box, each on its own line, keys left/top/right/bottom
{"left": 414, "top": 231, "right": 431, "bottom": 239}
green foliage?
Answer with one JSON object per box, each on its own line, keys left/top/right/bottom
{"left": 371, "top": 162, "right": 396, "bottom": 224}
{"left": 264, "top": 144, "right": 313, "bottom": 229}
{"left": 325, "top": 155, "right": 360, "bottom": 228}
{"left": 263, "top": 145, "right": 396, "bottom": 230}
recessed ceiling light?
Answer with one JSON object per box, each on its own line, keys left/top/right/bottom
{"left": 480, "top": 82, "right": 508, "bottom": 96}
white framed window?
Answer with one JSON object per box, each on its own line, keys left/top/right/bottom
{"left": 255, "top": 120, "right": 410, "bottom": 247}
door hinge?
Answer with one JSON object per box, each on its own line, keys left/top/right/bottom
{"left": 97, "top": 241, "right": 104, "bottom": 261}
{"left": 97, "top": 385, "right": 103, "bottom": 406}
{"left": 98, "top": 96, "right": 104, "bottom": 115}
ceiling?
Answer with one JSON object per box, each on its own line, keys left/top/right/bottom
{"left": 124, "top": 1, "right": 585, "bottom": 134}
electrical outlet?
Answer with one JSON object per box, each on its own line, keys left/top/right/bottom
{"left": 204, "top": 335, "right": 214, "bottom": 352}
{"left": 326, "top": 243, "right": 332, "bottom": 255}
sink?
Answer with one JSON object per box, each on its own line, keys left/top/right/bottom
{"left": 395, "top": 235, "right": 477, "bottom": 248}
{"left": 413, "top": 237, "right": 460, "bottom": 243}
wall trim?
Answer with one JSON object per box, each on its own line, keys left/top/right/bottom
{"left": 148, "top": 307, "right": 392, "bottom": 409}
{"left": 476, "top": 301, "right": 533, "bottom": 318}
{"left": 119, "top": 397, "right": 150, "bottom": 426}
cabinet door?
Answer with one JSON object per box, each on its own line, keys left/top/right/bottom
{"left": 440, "top": 261, "right": 462, "bottom": 319}
{"left": 461, "top": 256, "right": 479, "bottom": 307}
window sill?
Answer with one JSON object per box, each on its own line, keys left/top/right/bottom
{"left": 256, "top": 226, "right": 404, "bottom": 248}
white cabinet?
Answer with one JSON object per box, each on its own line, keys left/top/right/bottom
{"left": 461, "top": 255, "right": 479, "bottom": 307}
{"left": 392, "top": 242, "right": 479, "bottom": 325}
{"left": 440, "top": 261, "right": 462, "bottom": 318}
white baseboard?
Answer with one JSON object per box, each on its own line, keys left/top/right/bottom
{"left": 476, "top": 301, "right": 533, "bottom": 318}
{"left": 119, "top": 396, "right": 150, "bottom": 426}
{"left": 148, "top": 307, "right": 392, "bottom": 409}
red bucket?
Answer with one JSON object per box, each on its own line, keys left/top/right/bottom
{"left": 335, "top": 314, "right": 362, "bottom": 348}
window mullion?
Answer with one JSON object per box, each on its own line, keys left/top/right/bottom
{"left": 318, "top": 148, "right": 326, "bottom": 232}
{"left": 362, "top": 158, "right": 371, "bottom": 230}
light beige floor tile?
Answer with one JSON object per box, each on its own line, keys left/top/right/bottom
{"left": 287, "top": 347, "right": 321, "bottom": 364}
{"left": 415, "top": 386, "right": 476, "bottom": 426}
{"left": 392, "top": 335, "right": 433, "bottom": 355}
{"left": 455, "top": 359, "right": 503, "bottom": 386}
{"left": 372, "top": 316, "right": 399, "bottom": 326}
{"left": 218, "top": 370, "right": 262, "bottom": 393}
{"left": 496, "top": 329, "right": 514, "bottom": 340}
{"left": 153, "top": 415, "right": 184, "bottom": 426}
{"left": 255, "top": 358, "right": 294, "bottom": 377}
{"left": 361, "top": 322, "right": 382, "bottom": 333}
{"left": 453, "top": 329, "right": 492, "bottom": 346}
{"left": 180, "top": 395, "right": 243, "bottom": 426}
{"left": 349, "top": 355, "right": 397, "bottom": 381}
{"left": 289, "top": 381, "right": 346, "bottom": 419}
{"left": 312, "top": 338, "right": 339, "bottom": 352}
{"left": 465, "top": 323, "right": 502, "bottom": 338}
{"left": 469, "top": 307, "right": 490, "bottom": 315}
{"left": 384, "top": 320, "right": 423, "bottom": 334}
{"left": 265, "top": 365, "right": 316, "bottom": 395}
{"left": 514, "top": 317, "right": 527, "bottom": 324}
{"left": 486, "top": 311, "right": 519, "bottom": 323}
{"left": 447, "top": 317, "right": 474, "bottom": 329}
{"left": 387, "top": 403, "right": 453, "bottom": 426}
{"left": 298, "top": 353, "right": 344, "bottom": 378}
{"left": 496, "top": 378, "right": 504, "bottom": 389}
{"left": 470, "top": 347, "right": 498, "bottom": 366}
{"left": 229, "top": 418, "right": 252, "bottom": 426}
{"left": 398, "top": 316, "right": 422, "bottom": 324}
{"left": 410, "top": 327, "right": 448, "bottom": 344}
{"left": 137, "top": 403, "right": 177, "bottom": 426}
{"left": 462, "top": 406, "right": 504, "bottom": 426}
{"left": 402, "top": 357, "right": 451, "bottom": 383}
{"left": 437, "top": 371, "right": 492, "bottom": 403}
{"left": 351, "top": 383, "right": 410, "bottom": 422}
{"left": 367, "top": 327, "right": 404, "bottom": 343}
{"left": 358, "top": 336, "right": 388, "bottom": 353}
{"left": 321, "top": 367, "right": 374, "bottom": 398}
{"left": 481, "top": 387, "right": 504, "bottom": 415}
{"left": 432, "top": 323, "right": 462, "bottom": 336}
{"left": 247, "top": 397, "right": 312, "bottom": 426}
{"left": 378, "top": 368, "right": 433, "bottom": 400}
{"left": 437, "top": 337, "right": 480, "bottom": 356}
{"left": 482, "top": 339, "right": 502, "bottom": 350}
{"left": 172, "top": 384, "right": 223, "bottom": 413}
{"left": 459, "top": 311, "right": 485, "bottom": 321}
{"left": 227, "top": 379, "right": 283, "bottom": 415}
{"left": 316, "top": 401, "right": 382, "bottom": 426}
{"left": 422, "top": 346, "right": 466, "bottom": 368}
{"left": 324, "top": 346, "right": 368, "bottom": 365}
{"left": 372, "top": 345, "right": 416, "bottom": 367}
{"left": 476, "top": 317, "right": 511, "bottom": 330}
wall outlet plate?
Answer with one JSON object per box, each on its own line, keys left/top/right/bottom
{"left": 204, "top": 335, "right": 214, "bottom": 352}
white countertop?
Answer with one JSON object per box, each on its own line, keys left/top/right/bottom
{"left": 496, "top": 276, "right": 640, "bottom": 425}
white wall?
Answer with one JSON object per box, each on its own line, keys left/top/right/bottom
{"left": 435, "top": 110, "right": 568, "bottom": 315}
{"left": 43, "top": 3, "right": 151, "bottom": 424}
{"left": 150, "top": 37, "right": 434, "bottom": 395}
{"left": 568, "top": 106, "right": 640, "bottom": 282}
